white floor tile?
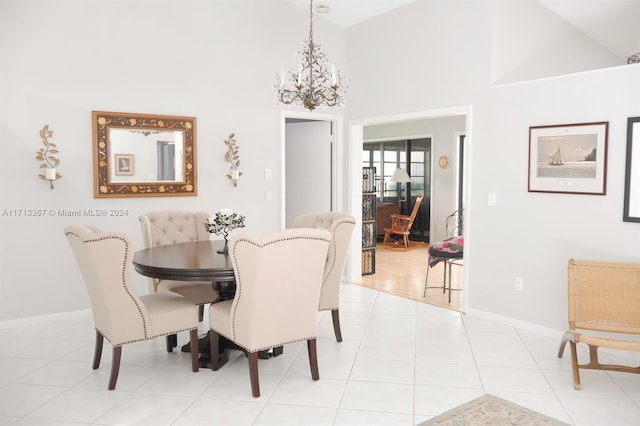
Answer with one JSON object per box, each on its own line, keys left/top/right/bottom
{"left": 202, "top": 371, "right": 283, "bottom": 401}
{"left": 25, "top": 388, "right": 127, "bottom": 423}
{"left": 414, "top": 361, "right": 482, "bottom": 388}
{"left": 253, "top": 403, "right": 337, "bottom": 426}
{"left": 16, "top": 360, "right": 94, "bottom": 387}
{"left": 350, "top": 358, "right": 414, "bottom": 384}
{"left": 478, "top": 365, "right": 554, "bottom": 394}
{"left": 560, "top": 394, "right": 640, "bottom": 426}
{"left": 287, "top": 350, "right": 355, "bottom": 380}
{"left": 95, "top": 392, "right": 195, "bottom": 426}
{"left": 2, "top": 283, "right": 640, "bottom": 426}
{"left": 340, "top": 381, "right": 413, "bottom": 414}
{"left": 269, "top": 376, "right": 347, "bottom": 408}
{"left": 172, "top": 397, "right": 263, "bottom": 426}
{"left": 0, "top": 383, "right": 66, "bottom": 417}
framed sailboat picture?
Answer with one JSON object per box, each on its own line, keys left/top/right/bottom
{"left": 528, "top": 122, "right": 609, "bottom": 195}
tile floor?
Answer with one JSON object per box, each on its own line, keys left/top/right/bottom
{"left": 1, "top": 283, "right": 640, "bottom": 425}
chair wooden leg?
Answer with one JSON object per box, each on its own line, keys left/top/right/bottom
{"left": 210, "top": 330, "right": 221, "bottom": 371}
{"left": 383, "top": 231, "right": 390, "bottom": 244}
{"left": 569, "top": 341, "right": 581, "bottom": 390}
{"left": 307, "top": 339, "right": 319, "bottom": 381}
{"left": 248, "top": 352, "right": 260, "bottom": 397}
{"left": 198, "top": 304, "right": 205, "bottom": 322}
{"left": 403, "top": 235, "right": 409, "bottom": 248}
{"left": 166, "top": 334, "right": 177, "bottom": 353}
{"left": 189, "top": 329, "right": 199, "bottom": 372}
{"left": 557, "top": 331, "right": 571, "bottom": 358}
{"left": 93, "top": 330, "right": 104, "bottom": 369}
{"left": 331, "top": 309, "right": 343, "bottom": 342}
{"left": 108, "top": 346, "right": 122, "bottom": 390}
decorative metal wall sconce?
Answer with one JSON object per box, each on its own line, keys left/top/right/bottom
{"left": 224, "top": 133, "right": 242, "bottom": 186}
{"left": 36, "top": 124, "right": 62, "bottom": 189}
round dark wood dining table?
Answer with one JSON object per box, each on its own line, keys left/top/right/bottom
{"left": 132, "top": 240, "right": 236, "bottom": 299}
{"left": 132, "top": 239, "right": 237, "bottom": 366}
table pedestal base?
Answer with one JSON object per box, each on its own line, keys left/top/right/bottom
{"left": 181, "top": 332, "right": 274, "bottom": 369}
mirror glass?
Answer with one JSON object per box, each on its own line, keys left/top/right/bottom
{"left": 92, "top": 111, "right": 197, "bottom": 198}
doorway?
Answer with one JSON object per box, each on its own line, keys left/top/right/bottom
{"left": 346, "top": 106, "right": 472, "bottom": 313}
{"left": 280, "top": 111, "right": 344, "bottom": 229}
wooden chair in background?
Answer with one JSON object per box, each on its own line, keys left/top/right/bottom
{"left": 383, "top": 196, "right": 423, "bottom": 248}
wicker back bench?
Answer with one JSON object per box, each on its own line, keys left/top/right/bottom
{"left": 558, "top": 258, "right": 640, "bottom": 389}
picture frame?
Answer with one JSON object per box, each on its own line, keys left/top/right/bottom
{"left": 115, "top": 154, "right": 134, "bottom": 176}
{"left": 623, "top": 117, "right": 640, "bottom": 222}
{"left": 528, "top": 122, "right": 609, "bottom": 195}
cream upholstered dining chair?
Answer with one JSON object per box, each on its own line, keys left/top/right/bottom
{"left": 64, "top": 225, "right": 199, "bottom": 390}
{"left": 209, "top": 228, "right": 331, "bottom": 397}
{"left": 291, "top": 212, "right": 356, "bottom": 342}
{"left": 139, "top": 210, "right": 219, "bottom": 352}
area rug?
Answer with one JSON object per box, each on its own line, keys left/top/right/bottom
{"left": 379, "top": 241, "right": 426, "bottom": 252}
{"left": 418, "top": 394, "right": 568, "bottom": 425}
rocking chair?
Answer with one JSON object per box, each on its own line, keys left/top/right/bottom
{"left": 383, "top": 196, "right": 423, "bottom": 249}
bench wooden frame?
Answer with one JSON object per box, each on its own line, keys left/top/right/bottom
{"left": 557, "top": 258, "right": 640, "bottom": 389}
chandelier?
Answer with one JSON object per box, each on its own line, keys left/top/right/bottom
{"left": 276, "top": 0, "right": 347, "bottom": 111}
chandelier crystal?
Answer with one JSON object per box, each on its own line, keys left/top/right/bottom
{"left": 276, "top": 0, "right": 347, "bottom": 111}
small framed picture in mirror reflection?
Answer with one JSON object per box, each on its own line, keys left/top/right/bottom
{"left": 115, "top": 154, "right": 134, "bottom": 176}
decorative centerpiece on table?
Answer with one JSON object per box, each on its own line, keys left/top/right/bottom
{"left": 204, "top": 209, "right": 246, "bottom": 254}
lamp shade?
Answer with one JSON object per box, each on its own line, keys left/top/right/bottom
{"left": 390, "top": 168, "right": 411, "bottom": 183}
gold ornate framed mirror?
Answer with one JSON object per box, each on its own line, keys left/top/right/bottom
{"left": 92, "top": 111, "right": 197, "bottom": 198}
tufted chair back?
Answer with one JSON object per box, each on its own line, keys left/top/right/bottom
{"left": 139, "top": 210, "right": 210, "bottom": 293}
{"left": 291, "top": 212, "right": 356, "bottom": 342}
{"left": 140, "top": 210, "right": 210, "bottom": 248}
{"left": 208, "top": 228, "right": 331, "bottom": 397}
{"left": 64, "top": 225, "right": 200, "bottom": 389}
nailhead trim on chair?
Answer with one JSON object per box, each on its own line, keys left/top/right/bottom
{"left": 66, "top": 231, "right": 149, "bottom": 339}
{"left": 228, "top": 234, "right": 331, "bottom": 343}
{"left": 214, "top": 329, "right": 317, "bottom": 354}
{"left": 96, "top": 326, "right": 198, "bottom": 346}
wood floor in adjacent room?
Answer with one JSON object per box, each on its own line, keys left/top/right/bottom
{"left": 359, "top": 241, "right": 463, "bottom": 312}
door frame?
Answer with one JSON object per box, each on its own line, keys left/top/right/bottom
{"left": 280, "top": 110, "right": 344, "bottom": 229}
{"left": 347, "top": 105, "right": 472, "bottom": 313}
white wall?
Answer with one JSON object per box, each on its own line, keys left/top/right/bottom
{"left": 471, "top": 66, "right": 640, "bottom": 330}
{"left": 0, "top": 0, "right": 347, "bottom": 321}
{"left": 491, "top": 0, "right": 622, "bottom": 84}
{"left": 345, "top": 0, "right": 640, "bottom": 333}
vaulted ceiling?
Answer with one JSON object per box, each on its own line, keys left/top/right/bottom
{"left": 284, "top": 0, "right": 640, "bottom": 61}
